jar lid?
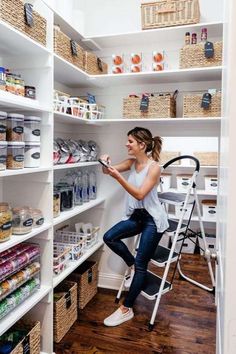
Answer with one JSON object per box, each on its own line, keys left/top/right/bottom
{"left": 25, "top": 142, "right": 40, "bottom": 146}
{"left": 202, "top": 199, "right": 217, "bottom": 206}
{"left": 0, "top": 202, "right": 9, "bottom": 212}
{"left": 12, "top": 206, "right": 30, "bottom": 214}
{"left": 0, "top": 141, "right": 7, "bottom": 146}
{"left": 8, "top": 142, "right": 25, "bottom": 146}
{"left": 0, "top": 111, "right": 7, "bottom": 119}
{"left": 24, "top": 116, "right": 41, "bottom": 122}
{"left": 7, "top": 113, "right": 24, "bottom": 120}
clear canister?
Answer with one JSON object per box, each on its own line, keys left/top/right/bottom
{"left": 0, "top": 203, "right": 12, "bottom": 242}
{"left": 0, "top": 111, "right": 7, "bottom": 141}
{"left": 0, "top": 141, "right": 7, "bottom": 171}
{"left": 53, "top": 190, "right": 61, "bottom": 218}
{"left": 29, "top": 208, "right": 45, "bottom": 228}
{"left": 24, "top": 142, "right": 40, "bottom": 168}
{"left": 7, "top": 142, "right": 25, "bottom": 169}
{"left": 12, "top": 207, "right": 33, "bottom": 235}
{"left": 6, "top": 113, "right": 24, "bottom": 142}
{"left": 24, "top": 116, "right": 41, "bottom": 142}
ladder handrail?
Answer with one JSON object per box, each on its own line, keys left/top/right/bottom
{"left": 163, "top": 155, "right": 200, "bottom": 172}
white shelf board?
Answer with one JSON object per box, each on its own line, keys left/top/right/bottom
{"left": 0, "top": 20, "right": 51, "bottom": 57}
{"left": 0, "top": 90, "right": 51, "bottom": 112}
{"left": 168, "top": 188, "right": 217, "bottom": 196}
{"left": 0, "top": 285, "right": 51, "bottom": 336}
{"left": 89, "top": 21, "right": 223, "bottom": 49}
{"left": 95, "top": 117, "right": 221, "bottom": 124}
{"left": 53, "top": 198, "right": 105, "bottom": 226}
{"left": 91, "top": 67, "right": 223, "bottom": 87}
{"left": 0, "top": 222, "right": 52, "bottom": 253}
{"left": 53, "top": 240, "right": 104, "bottom": 288}
{"left": 169, "top": 213, "right": 216, "bottom": 223}
{"left": 0, "top": 167, "right": 51, "bottom": 178}
{"left": 54, "top": 161, "right": 99, "bottom": 170}
{"left": 54, "top": 111, "right": 103, "bottom": 125}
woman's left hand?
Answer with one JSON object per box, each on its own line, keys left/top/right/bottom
{"left": 107, "top": 166, "right": 121, "bottom": 180}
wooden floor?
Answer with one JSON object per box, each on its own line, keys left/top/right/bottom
{"left": 54, "top": 255, "right": 216, "bottom": 354}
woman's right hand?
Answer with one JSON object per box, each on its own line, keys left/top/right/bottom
{"left": 100, "top": 154, "right": 111, "bottom": 174}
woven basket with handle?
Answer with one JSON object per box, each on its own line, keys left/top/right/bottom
{"left": 180, "top": 42, "right": 222, "bottom": 69}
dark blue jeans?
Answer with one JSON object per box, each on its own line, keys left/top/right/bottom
{"left": 103, "top": 209, "right": 163, "bottom": 308}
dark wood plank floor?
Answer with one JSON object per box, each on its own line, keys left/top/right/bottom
{"left": 54, "top": 255, "right": 216, "bottom": 354}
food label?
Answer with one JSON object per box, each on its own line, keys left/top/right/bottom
{"left": 0, "top": 155, "right": 6, "bottom": 163}
{"left": 0, "top": 124, "right": 6, "bottom": 133}
{"left": 13, "top": 154, "right": 24, "bottom": 162}
{"left": 0, "top": 221, "right": 12, "bottom": 231}
{"left": 31, "top": 152, "right": 40, "bottom": 159}
{"left": 13, "top": 126, "right": 24, "bottom": 134}
{"left": 36, "top": 217, "right": 44, "bottom": 226}
{"left": 32, "top": 129, "right": 40, "bottom": 136}
{"left": 23, "top": 218, "right": 33, "bottom": 227}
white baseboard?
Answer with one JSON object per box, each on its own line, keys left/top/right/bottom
{"left": 98, "top": 272, "right": 123, "bottom": 290}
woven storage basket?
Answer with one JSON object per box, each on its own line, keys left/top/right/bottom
{"left": 54, "top": 281, "right": 77, "bottom": 343}
{"left": 123, "top": 95, "right": 176, "bottom": 118}
{"left": 193, "top": 152, "right": 218, "bottom": 166}
{"left": 54, "top": 27, "right": 84, "bottom": 71}
{"left": 8, "top": 319, "right": 40, "bottom": 354}
{"left": 159, "top": 151, "right": 181, "bottom": 165}
{"left": 180, "top": 41, "right": 222, "bottom": 69}
{"left": 141, "top": 0, "right": 200, "bottom": 30}
{"left": 183, "top": 92, "right": 221, "bottom": 117}
{"left": 0, "top": 0, "right": 46, "bottom": 46}
{"left": 84, "top": 52, "right": 108, "bottom": 75}
{"left": 69, "top": 261, "right": 98, "bottom": 309}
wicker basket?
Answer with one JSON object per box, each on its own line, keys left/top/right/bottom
{"left": 159, "top": 151, "right": 181, "bottom": 165}
{"left": 183, "top": 92, "right": 221, "bottom": 117}
{"left": 123, "top": 95, "right": 176, "bottom": 119}
{"left": 69, "top": 261, "right": 98, "bottom": 310}
{"left": 180, "top": 42, "right": 222, "bottom": 69}
{"left": 53, "top": 281, "right": 77, "bottom": 343}
{"left": 84, "top": 52, "right": 108, "bottom": 75}
{"left": 193, "top": 152, "right": 218, "bottom": 166}
{"left": 54, "top": 27, "right": 84, "bottom": 71}
{"left": 0, "top": 0, "right": 46, "bottom": 46}
{"left": 141, "top": 0, "right": 200, "bottom": 30}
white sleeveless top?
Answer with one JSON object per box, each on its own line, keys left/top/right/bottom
{"left": 123, "top": 160, "right": 169, "bottom": 233}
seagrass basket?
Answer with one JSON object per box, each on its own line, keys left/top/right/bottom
{"left": 84, "top": 51, "right": 108, "bottom": 75}
{"left": 53, "top": 281, "right": 77, "bottom": 343}
{"left": 180, "top": 42, "right": 223, "bottom": 69}
{"left": 54, "top": 27, "right": 84, "bottom": 71}
{"left": 192, "top": 152, "right": 218, "bottom": 166}
{"left": 69, "top": 261, "right": 98, "bottom": 309}
{"left": 9, "top": 319, "right": 40, "bottom": 354}
{"left": 141, "top": 0, "right": 200, "bottom": 30}
{"left": 159, "top": 151, "right": 181, "bottom": 165}
{"left": 123, "top": 95, "right": 176, "bottom": 118}
{"left": 183, "top": 92, "right": 221, "bottom": 117}
{"left": 0, "top": 0, "right": 47, "bottom": 46}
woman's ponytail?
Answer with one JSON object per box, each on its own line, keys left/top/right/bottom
{"left": 152, "top": 136, "right": 162, "bottom": 162}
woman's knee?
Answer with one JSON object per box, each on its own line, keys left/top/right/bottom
{"left": 103, "top": 229, "right": 113, "bottom": 244}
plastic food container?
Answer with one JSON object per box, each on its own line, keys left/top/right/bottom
{"left": 6, "top": 113, "right": 24, "bottom": 142}
{"left": 24, "top": 142, "right": 40, "bottom": 168}
{"left": 24, "top": 116, "right": 41, "bottom": 142}
{"left": 6, "top": 142, "right": 25, "bottom": 169}
{"left": 0, "top": 111, "right": 7, "bottom": 141}
{"left": 30, "top": 208, "right": 45, "bottom": 228}
{"left": 0, "top": 203, "right": 12, "bottom": 242}
{"left": 204, "top": 175, "right": 218, "bottom": 192}
{"left": 0, "top": 141, "right": 7, "bottom": 171}
{"left": 12, "top": 207, "right": 33, "bottom": 235}
{"left": 53, "top": 190, "right": 61, "bottom": 218}
{"left": 176, "top": 174, "right": 192, "bottom": 192}
{"left": 201, "top": 199, "right": 217, "bottom": 222}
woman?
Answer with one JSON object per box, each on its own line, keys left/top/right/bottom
{"left": 101, "top": 127, "right": 169, "bottom": 327}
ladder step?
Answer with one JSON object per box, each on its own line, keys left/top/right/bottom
{"left": 141, "top": 271, "right": 172, "bottom": 300}
{"left": 150, "top": 245, "right": 179, "bottom": 267}
{"left": 158, "top": 192, "right": 195, "bottom": 206}
{"left": 166, "top": 219, "right": 187, "bottom": 234}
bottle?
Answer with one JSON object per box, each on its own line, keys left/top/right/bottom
{"left": 82, "top": 171, "right": 89, "bottom": 203}
{"left": 201, "top": 28, "right": 208, "bottom": 42}
{"left": 74, "top": 171, "right": 83, "bottom": 205}
{"left": 185, "top": 32, "right": 190, "bottom": 45}
{"left": 191, "top": 33, "right": 197, "bottom": 44}
{"left": 89, "top": 170, "right": 97, "bottom": 200}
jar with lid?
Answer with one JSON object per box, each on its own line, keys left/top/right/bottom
{"left": 25, "top": 86, "right": 36, "bottom": 99}
{"left": 53, "top": 189, "right": 61, "bottom": 218}
{"left": 24, "top": 116, "right": 41, "bottom": 142}
{"left": 6, "top": 113, "right": 24, "bottom": 142}
{"left": 24, "top": 142, "right": 40, "bottom": 168}
{"left": 29, "top": 208, "right": 44, "bottom": 228}
{"left": 56, "top": 183, "right": 74, "bottom": 211}
{"left": 0, "top": 111, "right": 7, "bottom": 141}
{"left": 12, "top": 207, "right": 33, "bottom": 235}
{"left": 7, "top": 142, "right": 25, "bottom": 169}
{"left": 0, "top": 203, "right": 12, "bottom": 242}
{"left": 0, "top": 67, "right": 6, "bottom": 91}
{"left": 0, "top": 141, "right": 7, "bottom": 171}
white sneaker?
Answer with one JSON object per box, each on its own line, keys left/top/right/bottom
{"left": 124, "top": 269, "right": 135, "bottom": 288}
{"left": 104, "top": 308, "right": 134, "bottom": 326}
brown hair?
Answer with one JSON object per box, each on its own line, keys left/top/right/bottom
{"left": 127, "top": 127, "right": 162, "bottom": 162}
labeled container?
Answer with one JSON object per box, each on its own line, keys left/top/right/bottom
{"left": 0, "top": 141, "right": 7, "bottom": 171}
{"left": 24, "top": 142, "right": 41, "bottom": 168}
{"left": 53, "top": 190, "right": 61, "bottom": 218}
{"left": 204, "top": 175, "right": 218, "bottom": 192}
{"left": 24, "top": 116, "right": 41, "bottom": 142}
{"left": 0, "top": 111, "right": 7, "bottom": 141}
{"left": 201, "top": 199, "right": 217, "bottom": 222}
{"left": 25, "top": 86, "right": 36, "bottom": 99}
{"left": 6, "top": 113, "right": 24, "bottom": 142}
{"left": 30, "top": 208, "right": 44, "bottom": 228}
{"left": 175, "top": 204, "right": 193, "bottom": 220}
{"left": 6, "top": 142, "right": 25, "bottom": 169}
{"left": 158, "top": 173, "right": 171, "bottom": 192}
{"left": 198, "top": 233, "right": 216, "bottom": 255}
{"left": 176, "top": 174, "right": 192, "bottom": 192}
{"left": 0, "top": 203, "right": 12, "bottom": 242}
{"left": 12, "top": 207, "right": 33, "bottom": 235}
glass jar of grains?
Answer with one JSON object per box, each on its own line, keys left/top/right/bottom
{"left": 6, "top": 113, "right": 24, "bottom": 142}
{"left": 29, "top": 208, "right": 44, "bottom": 228}
{"left": 0, "top": 203, "right": 12, "bottom": 242}
{"left": 12, "top": 207, "right": 33, "bottom": 235}
{"left": 7, "top": 142, "right": 25, "bottom": 169}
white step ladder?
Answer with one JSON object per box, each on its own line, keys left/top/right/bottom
{"left": 115, "top": 155, "right": 215, "bottom": 331}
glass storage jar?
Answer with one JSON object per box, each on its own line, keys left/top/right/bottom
{"left": 24, "top": 116, "right": 41, "bottom": 142}
{"left": 53, "top": 190, "right": 61, "bottom": 218}
{"left": 0, "top": 203, "right": 12, "bottom": 242}
{"left": 12, "top": 207, "right": 33, "bottom": 235}
{"left": 0, "top": 111, "right": 7, "bottom": 141}
{"left": 24, "top": 142, "right": 40, "bottom": 168}
{"left": 6, "top": 142, "right": 25, "bottom": 169}
{"left": 29, "top": 208, "right": 44, "bottom": 228}
{"left": 6, "top": 113, "right": 24, "bottom": 142}
{"left": 0, "top": 141, "right": 7, "bottom": 171}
